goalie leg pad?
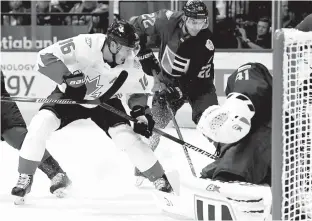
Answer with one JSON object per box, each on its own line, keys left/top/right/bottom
{"left": 109, "top": 124, "right": 161, "bottom": 174}
{"left": 180, "top": 176, "right": 272, "bottom": 221}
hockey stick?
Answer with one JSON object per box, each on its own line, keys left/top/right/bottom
{"left": 2, "top": 95, "right": 217, "bottom": 160}
{"left": 166, "top": 101, "right": 197, "bottom": 177}
{"left": 97, "top": 102, "right": 218, "bottom": 160}
{"left": 1, "top": 98, "right": 217, "bottom": 160}
{"left": 1, "top": 80, "right": 217, "bottom": 159}
{"left": 1, "top": 71, "right": 129, "bottom": 105}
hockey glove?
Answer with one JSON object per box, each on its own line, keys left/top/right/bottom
{"left": 130, "top": 105, "right": 155, "bottom": 138}
{"left": 64, "top": 72, "right": 87, "bottom": 101}
{"left": 159, "top": 86, "right": 183, "bottom": 103}
{"left": 137, "top": 48, "right": 161, "bottom": 76}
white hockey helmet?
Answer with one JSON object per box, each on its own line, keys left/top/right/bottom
{"left": 197, "top": 92, "right": 255, "bottom": 144}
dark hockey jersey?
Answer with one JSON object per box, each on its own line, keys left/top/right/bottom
{"left": 296, "top": 13, "right": 312, "bottom": 32}
{"left": 225, "top": 62, "right": 272, "bottom": 128}
{"left": 130, "top": 9, "right": 216, "bottom": 98}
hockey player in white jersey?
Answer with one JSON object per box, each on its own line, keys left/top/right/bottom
{"left": 11, "top": 20, "right": 173, "bottom": 204}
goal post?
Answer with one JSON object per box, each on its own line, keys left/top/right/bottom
{"left": 272, "top": 29, "right": 312, "bottom": 221}
{"left": 272, "top": 29, "right": 284, "bottom": 221}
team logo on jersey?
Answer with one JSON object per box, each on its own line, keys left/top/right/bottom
{"left": 161, "top": 46, "right": 190, "bottom": 77}
{"left": 85, "top": 37, "right": 92, "bottom": 48}
{"left": 85, "top": 75, "right": 103, "bottom": 98}
{"left": 165, "top": 10, "right": 173, "bottom": 20}
{"left": 205, "top": 39, "right": 214, "bottom": 51}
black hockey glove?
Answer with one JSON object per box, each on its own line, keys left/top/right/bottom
{"left": 137, "top": 48, "right": 161, "bottom": 76}
{"left": 63, "top": 72, "right": 87, "bottom": 101}
{"left": 159, "top": 86, "right": 183, "bottom": 103}
{"left": 130, "top": 105, "right": 155, "bottom": 138}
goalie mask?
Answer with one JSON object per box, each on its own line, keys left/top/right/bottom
{"left": 197, "top": 92, "right": 255, "bottom": 144}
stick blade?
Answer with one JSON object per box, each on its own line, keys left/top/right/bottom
{"left": 99, "top": 70, "right": 128, "bottom": 102}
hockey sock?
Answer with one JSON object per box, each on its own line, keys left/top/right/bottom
{"left": 141, "top": 160, "right": 165, "bottom": 182}
{"left": 2, "top": 126, "right": 27, "bottom": 150}
{"left": 38, "top": 155, "right": 65, "bottom": 180}
{"left": 18, "top": 156, "right": 40, "bottom": 175}
{"left": 19, "top": 110, "right": 60, "bottom": 174}
{"left": 109, "top": 124, "right": 162, "bottom": 175}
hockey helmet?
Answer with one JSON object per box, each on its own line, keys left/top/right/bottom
{"left": 183, "top": 0, "right": 208, "bottom": 19}
{"left": 107, "top": 19, "right": 140, "bottom": 49}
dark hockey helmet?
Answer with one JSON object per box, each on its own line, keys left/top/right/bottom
{"left": 107, "top": 19, "right": 139, "bottom": 48}
{"left": 182, "top": 0, "right": 208, "bottom": 19}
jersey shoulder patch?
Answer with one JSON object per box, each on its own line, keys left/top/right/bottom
{"left": 205, "top": 39, "right": 214, "bottom": 50}
{"left": 165, "top": 10, "right": 174, "bottom": 20}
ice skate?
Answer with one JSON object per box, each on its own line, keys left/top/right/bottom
{"left": 11, "top": 174, "right": 33, "bottom": 205}
{"left": 50, "top": 172, "right": 72, "bottom": 198}
{"left": 153, "top": 174, "right": 173, "bottom": 193}
{"left": 134, "top": 167, "right": 146, "bottom": 187}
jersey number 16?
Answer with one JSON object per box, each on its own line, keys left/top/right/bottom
{"left": 59, "top": 38, "right": 75, "bottom": 55}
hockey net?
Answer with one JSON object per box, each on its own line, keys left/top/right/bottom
{"left": 273, "top": 29, "right": 312, "bottom": 221}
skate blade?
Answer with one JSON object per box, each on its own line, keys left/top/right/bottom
{"left": 14, "top": 196, "right": 26, "bottom": 205}
{"left": 135, "top": 176, "right": 146, "bottom": 187}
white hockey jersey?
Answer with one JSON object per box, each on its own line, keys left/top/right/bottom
{"left": 35, "top": 33, "right": 150, "bottom": 107}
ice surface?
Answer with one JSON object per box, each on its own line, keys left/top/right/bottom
{"left": 0, "top": 120, "right": 215, "bottom": 221}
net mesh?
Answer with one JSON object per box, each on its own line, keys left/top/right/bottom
{"left": 282, "top": 29, "right": 312, "bottom": 220}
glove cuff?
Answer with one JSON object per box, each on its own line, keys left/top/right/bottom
{"left": 130, "top": 105, "right": 150, "bottom": 118}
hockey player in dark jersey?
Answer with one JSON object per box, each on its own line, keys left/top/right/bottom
{"left": 1, "top": 70, "right": 71, "bottom": 198}
{"left": 129, "top": 0, "right": 218, "bottom": 185}
{"left": 154, "top": 63, "right": 273, "bottom": 221}
{"left": 197, "top": 62, "right": 272, "bottom": 185}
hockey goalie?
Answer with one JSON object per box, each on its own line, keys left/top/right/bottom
{"left": 156, "top": 62, "right": 273, "bottom": 221}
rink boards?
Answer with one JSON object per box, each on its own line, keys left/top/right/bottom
{"left": 1, "top": 52, "right": 272, "bottom": 127}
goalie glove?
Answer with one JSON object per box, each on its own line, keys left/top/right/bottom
{"left": 197, "top": 92, "right": 255, "bottom": 144}
{"left": 130, "top": 105, "right": 155, "bottom": 138}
